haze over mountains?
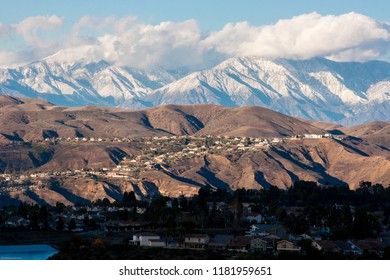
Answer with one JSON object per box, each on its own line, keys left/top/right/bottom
{"left": 1, "top": 56, "right": 389, "bottom": 125}
{"left": 0, "top": 96, "right": 389, "bottom": 205}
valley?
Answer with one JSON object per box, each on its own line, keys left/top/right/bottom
{"left": 0, "top": 96, "right": 389, "bottom": 206}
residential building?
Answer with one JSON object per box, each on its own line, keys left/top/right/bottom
{"left": 334, "top": 240, "right": 362, "bottom": 256}
{"left": 228, "top": 236, "right": 255, "bottom": 252}
{"left": 250, "top": 238, "right": 268, "bottom": 253}
{"left": 184, "top": 234, "right": 210, "bottom": 248}
{"left": 349, "top": 239, "right": 385, "bottom": 257}
{"left": 248, "top": 224, "right": 288, "bottom": 239}
{"left": 130, "top": 232, "right": 161, "bottom": 247}
{"left": 208, "top": 234, "right": 234, "bottom": 250}
{"left": 4, "top": 216, "right": 30, "bottom": 228}
{"left": 148, "top": 239, "right": 166, "bottom": 247}
{"left": 303, "top": 134, "right": 323, "bottom": 139}
{"left": 276, "top": 240, "right": 301, "bottom": 252}
{"left": 311, "top": 240, "right": 341, "bottom": 254}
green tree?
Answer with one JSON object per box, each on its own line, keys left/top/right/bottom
{"left": 17, "top": 202, "right": 28, "bottom": 218}
{"left": 232, "top": 197, "right": 243, "bottom": 229}
{"left": 123, "top": 191, "right": 136, "bottom": 203}
{"left": 68, "top": 219, "right": 76, "bottom": 231}
{"left": 56, "top": 217, "right": 64, "bottom": 231}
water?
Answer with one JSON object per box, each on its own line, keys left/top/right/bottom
{"left": 0, "top": 244, "right": 58, "bottom": 260}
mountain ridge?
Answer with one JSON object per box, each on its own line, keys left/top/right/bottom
{"left": 0, "top": 95, "right": 328, "bottom": 141}
{"left": 150, "top": 57, "right": 390, "bottom": 124}
{"left": 1, "top": 56, "right": 390, "bottom": 125}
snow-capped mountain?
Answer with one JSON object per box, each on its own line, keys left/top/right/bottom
{"left": 1, "top": 56, "right": 389, "bottom": 124}
{"left": 149, "top": 57, "right": 390, "bottom": 124}
{"left": 0, "top": 57, "right": 178, "bottom": 108}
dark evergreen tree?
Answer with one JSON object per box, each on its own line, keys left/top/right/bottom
{"left": 56, "top": 217, "right": 64, "bottom": 231}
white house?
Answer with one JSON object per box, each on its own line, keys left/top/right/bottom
{"left": 245, "top": 213, "right": 263, "bottom": 224}
{"left": 184, "top": 234, "right": 210, "bottom": 248}
{"left": 130, "top": 232, "right": 161, "bottom": 246}
{"left": 148, "top": 239, "right": 166, "bottom": 247}
{"left": 303, "top": 134, "right": 323, "bottom": 139}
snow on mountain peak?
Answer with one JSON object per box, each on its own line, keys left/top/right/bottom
{"left": 0, "top": 58, "right": 178, "bottom": 107}
{"left": 149, "top": 57, "right": 390, "bottom": 124}
{"left": 0, "top": 56, "right": 389, "bottom": 125}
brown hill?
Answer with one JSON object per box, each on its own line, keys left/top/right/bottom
{"left": 338, "top": 122, "right": 390, "bottom": 152}
{"left": 0, "top": 95, "right": 389, "bottom": 205}
{"left": 146, "top": 104, "right": 325, "bottom": 137}
{"left": 0, "top": 96, "right": 326, "bottom": 141}
{"left": 159, "top": 138, "right": 389, "bottom": 190}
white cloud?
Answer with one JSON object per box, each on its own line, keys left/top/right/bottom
{"left": 203, "top": 12, "right": 390, "bottom": 61}
{"left": 0, "top": 12, "right": 389, "bottom": 68}
{"left": 102, "top": 19, "right": 205, "bottom": 69}
{"left": 0, "top": 51, "right": 28, "bottom": 67}
{"left": 0, "top": 23, "right": 15, "bottom": 38}
{"left": 72, "top": 15, "right": 138, "bottom": 34}
{"left": 54, "top": 19, "right": 206, "bottom": 69}
{"left": 16, "top": 15, "right": 65, "bottom": 47}
{"left": 327, "top": 48, "right": 381, "bottom": 62}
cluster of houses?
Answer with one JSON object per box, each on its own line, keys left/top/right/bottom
{"left": 1, "top": 205, "right": 148, "bottom": 232}
{"left": 3, "top": 208, "right": 389, "bottom": 257}
{"left": 0, "top": 169, "right": 109, "bottom": 195}
{"left": 111, "top": 133, "right": 343, "bottom": 176}
{"left": 40, "top": 133, "right": 341, "bottom": 145}
{"left": 127, "top": 225, "right": 300, "bottom": 254}
{"left": 2, "top": 196, "right": 389, "bottom": 258}
{"left": 127, "top": 223, "right": 389, "bottom": 257}
{"left": 296, "top": 134, "right": 344, "bottom": 141}
{"left": 1, "top": 133, "right": 346, "bottom": 193}
{"left": 311, "top": 239, "right": 386, "bottom": 257}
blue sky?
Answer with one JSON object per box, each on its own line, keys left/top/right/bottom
{"left": 0, "top": 0, "right": 390, "bottom": 68}
{"left": 1, "top": 0, "right": 389, "bottom": 30}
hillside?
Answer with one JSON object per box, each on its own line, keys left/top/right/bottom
{"left": 0, "top": 96, "right": 389, "bottom": 206}
{"left": 0, "top": 95, "right": 325, "bottom": 142}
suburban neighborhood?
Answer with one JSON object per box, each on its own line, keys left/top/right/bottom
{"left": 0, "top": 133, "right": 341, "bottom": 196}
{"left": 1, "top": 179, "right": 390, "bottom": 259}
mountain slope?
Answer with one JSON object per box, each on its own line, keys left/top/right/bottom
{"left": 0, "top": 58, "right": 176, "bottom": 108}
{"left": 0, "top": 95, "right": 327, "bottom": 142}
{"left": 1, "top": 57, "right": 389, "bottom": 125}
{"left": 150, "top": 57, "right": 390, "bottom": 124}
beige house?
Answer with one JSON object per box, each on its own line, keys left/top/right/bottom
{"left": 276, "top": 240, "right": 301, "bottom": 252}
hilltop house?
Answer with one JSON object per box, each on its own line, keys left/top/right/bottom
{"left": 303, "top": 134, "right": 323, "bottom": 139}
